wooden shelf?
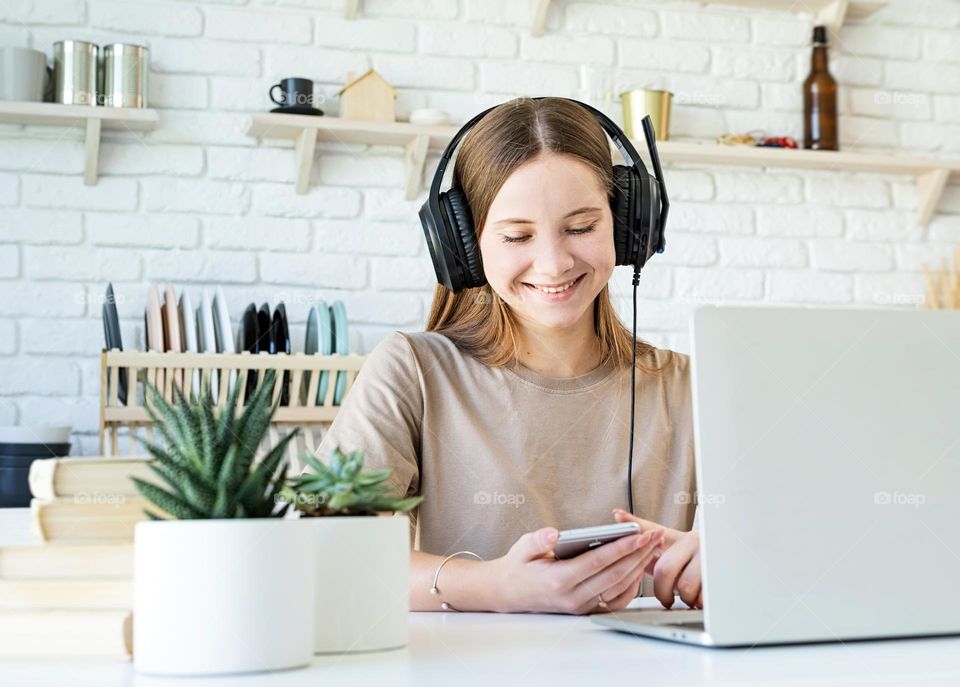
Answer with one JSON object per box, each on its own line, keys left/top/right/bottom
{"left": 342, "top": 0, "right": 884, "bottom": 37}
{"left": 0, "top": 101, "right": 159, "bottom": 186}
{"left": 531, "top": 0, "right": 886, "bottom": 35}
{"left": 703, "top": 0, "right": 888, "bottom": 33}
{"left": 345, "top": 0, "right": 884, "bottom": 35}
{"left": 659, "top": 141, "right": 959, "bottom": 226}
{"left": 531, "top": 0, "right": 551, "bottom": 36}
{"left": 246, "top": 113, "right": 458, "bottom": 198}
{"left": 245, "top": 115, "right": 958, "bottom": 225}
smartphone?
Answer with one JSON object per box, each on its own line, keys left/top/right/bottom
{"left": 553, "top": 522, "right": 641, "bottom": 560}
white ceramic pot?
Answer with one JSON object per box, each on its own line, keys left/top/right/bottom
{"left": 308, "top": 515, "right": 410, "bottom": 654}
{"left": 134, "top": 519, "right": 316, "bottom": 676}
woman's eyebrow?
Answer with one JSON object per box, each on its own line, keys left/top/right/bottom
{"left": 492, "top": 206, "right": 602, "bottom": 225}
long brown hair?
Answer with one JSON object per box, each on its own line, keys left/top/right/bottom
{"left": 425, "top": 97, "right": 672, "bottom": 375}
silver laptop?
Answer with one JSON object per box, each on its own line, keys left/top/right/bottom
{"left": 594, "top": 305, "right": 960, "bottom": 647}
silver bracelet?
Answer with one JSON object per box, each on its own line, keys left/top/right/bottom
{"left": 429, "top": 550, "right": 483, "bottom": 611}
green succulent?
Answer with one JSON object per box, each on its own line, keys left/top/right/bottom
{"left": 283, "top": 445, "right": 423, "bottom": 517}
{"left": 132, "top": 369, "right": 295, "bottom": 520}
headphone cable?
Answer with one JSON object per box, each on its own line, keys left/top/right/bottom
{"left": 627, "top": 265, "right": 640, "bottom": 515}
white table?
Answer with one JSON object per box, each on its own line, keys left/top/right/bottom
{"left": 3, "top": 508, "right": 960, "bottom": 687}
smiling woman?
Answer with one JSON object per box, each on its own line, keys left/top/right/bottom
{"left": 313, "top": 97, "right": 702, "bottom": 616}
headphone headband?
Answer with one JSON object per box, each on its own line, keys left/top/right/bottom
{"left": 429, "top": 97, "right": 649, "bottom": 201}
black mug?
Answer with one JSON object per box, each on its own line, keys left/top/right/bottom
{"left": 269, "top": 77, "right": 314, "bottom": 108}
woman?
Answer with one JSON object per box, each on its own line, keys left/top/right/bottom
{"left": 316, "top": 97, "right": 702, "bottom": 614}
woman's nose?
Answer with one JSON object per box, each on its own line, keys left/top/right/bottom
{"left": 532, "top": 235, "right": 576, "bottom": 278}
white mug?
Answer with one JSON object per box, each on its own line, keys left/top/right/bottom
{"left": 0, "top": 47, "right": 48, "bottom": 102}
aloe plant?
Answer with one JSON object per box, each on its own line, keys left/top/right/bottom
{"left": 132, "top": 370, "right": 295, "bottom": 520}
{"left": 283, "top": 446, "right": 423, "bottom": 517}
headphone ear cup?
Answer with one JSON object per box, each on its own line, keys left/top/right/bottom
{"left": 636, "top": 176, "right": 656, "bottom": 270}
{"left": 610, "top": 165, "right": 637, "bottom": 267}
{"left": 442, "top": 188, "right": 487, "bottom": 290}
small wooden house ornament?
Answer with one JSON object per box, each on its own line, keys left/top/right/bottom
{"left": 337, "top": 69, "right": 397, "bottom": 123}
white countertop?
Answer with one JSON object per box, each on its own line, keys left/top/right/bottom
{"left": 3, "top": 508, "right": 960, "bottom": 686}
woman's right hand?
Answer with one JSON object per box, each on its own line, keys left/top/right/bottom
{"left": 484, "top": 526, "right": 664, "bottom": 615}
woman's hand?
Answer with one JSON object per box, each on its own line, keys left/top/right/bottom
{"left": 484, "top": 526, "right": 665, "bottom": 615}
{"left": 613, "top": 509, "right": 703, "bottom": 610}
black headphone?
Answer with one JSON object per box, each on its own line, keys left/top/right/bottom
{"left": 417, "top": 96, "right": 671, "bottom": 516}
{"left": 418, "top": 96, "right": 670, "bottom": 294}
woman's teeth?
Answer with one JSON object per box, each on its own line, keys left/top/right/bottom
{"left": 526, "top": 276, "right": 579, "bottom": 293}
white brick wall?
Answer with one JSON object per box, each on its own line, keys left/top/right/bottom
{"left": 1, "top": 0, "right": 958, "bottom": 447}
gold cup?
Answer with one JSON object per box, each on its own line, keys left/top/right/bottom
{"left": 620, "top": 89, "right": 672, "bottom": 141}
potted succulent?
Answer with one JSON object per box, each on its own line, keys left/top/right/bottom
{"left": 284, "top": 447, "right": 422, "bottom": 654}
{"left": 131, "top": 371, "right": 316, "bottom": 676}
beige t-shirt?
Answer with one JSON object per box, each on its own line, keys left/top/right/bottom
{"left": 315, "top": 330, "right": 698, "bottom": 594}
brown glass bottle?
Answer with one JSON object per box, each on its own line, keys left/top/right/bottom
{"left": 803, "top": 25, "right": 838, "bottom": 151}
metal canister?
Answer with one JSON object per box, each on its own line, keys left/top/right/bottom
{"left": 101, "top": 43, "right": 149, "bottom": 108}
{"left": 52, "top": 40, "right": 98, "bottom": 105}
{"left": 620, "top": 88, "right": 673, "bottom": 141}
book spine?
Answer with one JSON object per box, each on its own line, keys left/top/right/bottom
{"left": 27, "top": 458, "right": 58, "bottom": 501}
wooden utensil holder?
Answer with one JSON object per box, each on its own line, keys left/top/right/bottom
{"left": 98, "top": 350, "right": 365, "bottom": 464}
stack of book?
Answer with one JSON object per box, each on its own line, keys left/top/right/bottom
{"left": 0, "top": 457, "right": 158, "bottom": 660}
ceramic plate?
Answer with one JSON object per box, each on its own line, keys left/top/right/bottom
{"left": 273, "top": 303, "right": 290, "bottom": 355}
{"left": 103, "top": 283, "right": 127, "bottom": 404}
{"left": 178, "top": 290, "right": 200, "bottom": 400}
{"left": 269, "top": 105, "right": 324, "bottom": 116}
{"left": 257, "top": 303, "right": 273, "bottom": 354}
{"left": 197, "top": 289, "right": 218, "bottom": 400}
{"left": 163, "top": 285, "right": 186, "bottom": 394}
{"left": 317, "top": 300, "right": 333, "bottom": 405}
{"left": 146, "top": 285, "right": 164, "bottom": 353}
{"left": 213, "top": 286, "right": 237, "bottom": 397}
{"left": 163, "top": 285, "right": 181, "bottom": 353}
{"left": 240, "top": 303, "right": 258, "bottom": 354}
{"left": 273, "top": 303, "right": 291, "bottom": 405}
{"left": 249, "top": 302, "right": 271, "bottom": 401}
{"left": 146, "top": 285, "right": 166, "bottom": 392}
{"left": 330, "top": 301, "right": 349, "bottom": 405}
{"left": 303, "top": 306, "right": 318, "bottom": 405}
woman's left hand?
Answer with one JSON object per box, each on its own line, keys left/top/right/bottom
{"left": 613, "top": 509, "right": 703, "bottom": 610}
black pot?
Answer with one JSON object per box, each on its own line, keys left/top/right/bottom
{"left": 0, "top": 442, "right": 71, "bottom": 457}
{"left": 0, "top": 454, "right": 46, "bottom": 468}
{"left": 0, "top": 443, "right": 69, "bottom": 508}
{"left": 0, "top": 465, "right": 32, "bottom": 508}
